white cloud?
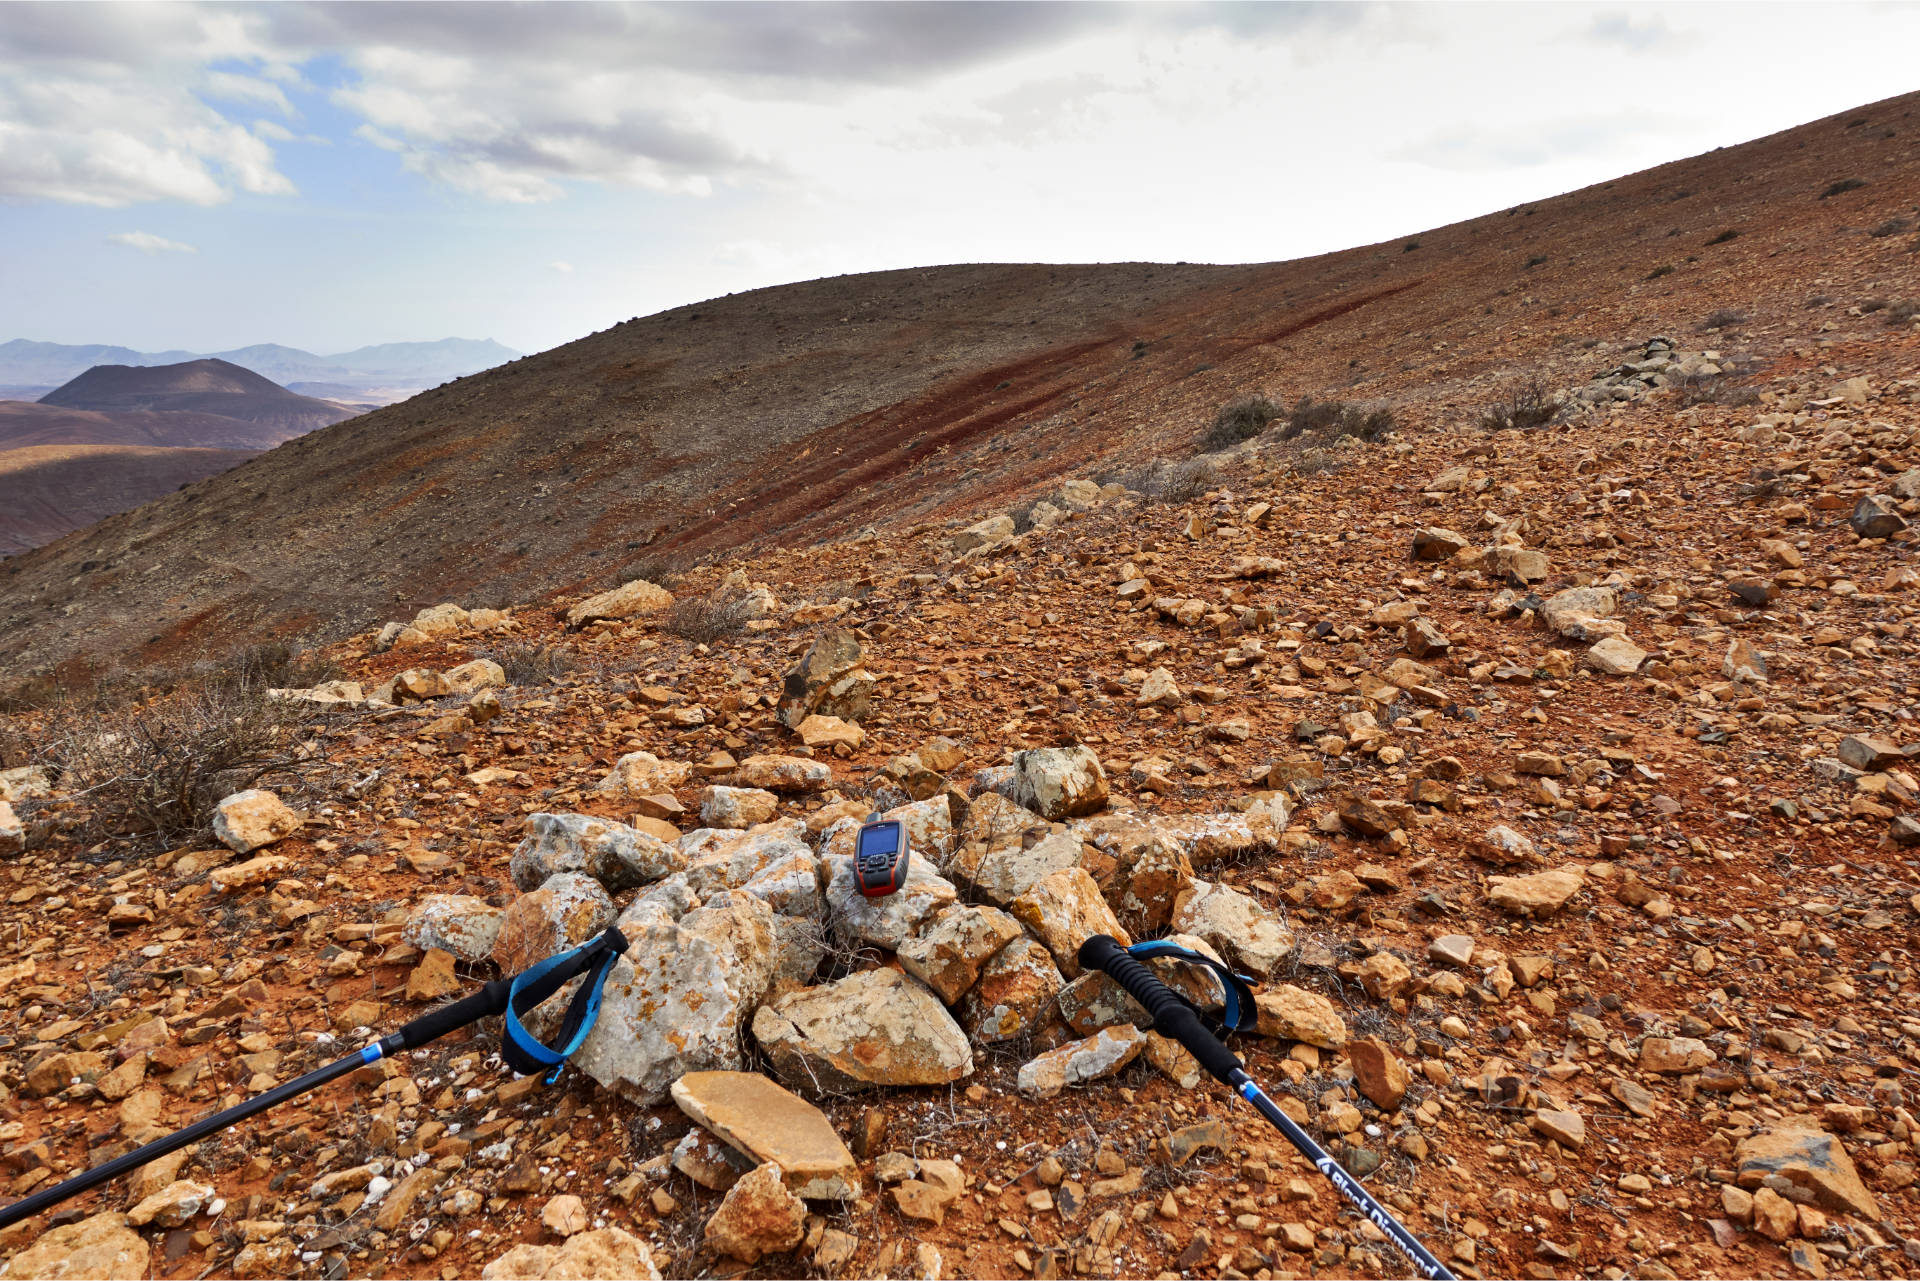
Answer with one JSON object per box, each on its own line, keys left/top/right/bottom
{"left": 204, "top": 70, "right": 297, "bottom": 117}
{"left": 109, "top": 230, "right": 197, "bottom": 254}
{"left": 0, "top": 7, "right": 297, "bottom": 207}
{"left": 549, "top": 260, "right": 574, "bottom": 274}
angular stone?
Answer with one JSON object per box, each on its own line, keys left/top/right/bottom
{"left": 125, "top": 1179, "right": 214, "bottom": 1228}
{"left": 1428, "top": 934, "right": 1476, "bottom": 968}
{"left": 1735, "top": 1126, "right": 1880, "bottom": 1219}
{"left": 671, "top": 1071, "right": 861, "bottom": 1200}
{"left": 1539, "top": 586, "right": 1619, "bottom": 641}
{"left": 778, "top": 630, "right": 872, "bottom": 729}
{"left": 406, "top": 948, "right": 463, "bottom": 1002}
{"left": 0, "top": 799, "right": 22, "bottom": 855}
{"left": 1639, "top": 1036, "right": 1715, "bottom": 1074}
{"left": 1017, "top": 1026, "right": 1148, "bottom": 1098}
{"left": 796, "top": 714, "right": 864, "bottom": 752}
{"left": 731, "top": 755, "right": 832, "bottom": 793}
{"left": 1171, "top": 880, "right": 1292, "bottom": 977}
{"left": 1410, "top": 527, "right": 1470, "bottom": 561}
{"left": 592, "top": 751, "right": 693, "bottom": 801}
{"left": 897, "top": 905, "right": 1024, "bottom": 1004}
{"left": 1851, "top": 494, "right": 1907, "bottom": 539}
{"left": 1585, "top": 635, "right": 1648, "bottom": 675}
{"left": 1724, "top": 638, "right": 1768, "bottom": 683}
{"left": 1011, "top": 745, "right": 1109, "bottom": 820}
{"left": 1056, "top": 971, "right": 1150, "bottom": 1037}
{"left": 1531, "top": 1109, "right": 1585, "bottom": 1150}
{"left": 753, "top": 968, "right": 973, "bottom": 1093}
{"left": 1487, "top": 866, "right": 1584, "bottom": 917}
{"left": 1336, "top": 794, "right": 1396, "bottom": 838}
{"left": 1135, "top": 667, "right": 1184, "bottom": 708}
{"left": 443, "top": 658, "right": 507, "bottom": 695}
{"left": 478, "top": 1229, "right": 660, "bottom": 1275}
{"left": 211, "top": 789, "right": 300, "bottom": 853}
{"left": 1346, "top": 1037, "right": 1410, "bottom": 1110}
{"left": 403, "top": 894, "right": 506, "bottom": 963}
{"left": 566, "top": 578, "right": 673, "bottom": 627}
{"left": 1254, "top": 986, "right": 1347, "bottom": 1048}
{"left": 952, "top": 514, "right": 1015, "bottom": 555}
{"left": 703, "top": 1162, "right": 807, "bottom": 1265}
{"left": 1836, "top": 734, "right": 1902, "bottom": 772}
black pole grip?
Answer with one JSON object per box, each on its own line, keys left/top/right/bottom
{"left": 394, "top": 981, "right": 509, "bottom": 1052}
{"left": 1078, "top": 934, "right": 1243, "bottom": 1086}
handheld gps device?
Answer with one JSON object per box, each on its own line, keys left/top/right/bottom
{"left": 854, "top": 814, "right": 911, "bottom": 898}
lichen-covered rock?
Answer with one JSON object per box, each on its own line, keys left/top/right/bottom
{"left": 822, "top": 851, "right": 957, "bottom": 950}
{"left": 703, "top": 1162, "right": 806, "bottom": 1265}
{"left": 1010, "top": 745, "right": 1108, "bottom": 820}
{"left": 753, "top": 968, "right": 973, "bottom": 1093}
{"left": 510, "top": 812, "right": 685, "bottom": 893}
{"left": 1010, "top": 867, "right": 1130, "bottom": 978}
{"left": 569, "top": 894, "right": 778, "bottom": 1106}
{"left": 1253, "top": 985, "right": 1347, "bottom": 1048}
{"left": 211, "top": 789, "right": 300, "bottom": 853}
{"left": 5, "top": 1211, "right": 149, "bottom": 1279}
{"left": 897, "top": 904, "right": 1024, "bottom": 1004}
{"left": 956, "top": 829, "right": 1084, "bottom": 905}
{"left": 962, "top": 936, "right": 1064, "bottom": 1042}
{"left": 403, "top": 894, "right": 506, "bottom": 964}
{"left": 1487, "top": 866, "right": 1585, "bottom": 917}
{"left": 443, "top": 658, "right": 507, "bottom": 694}
{"left": 700, "top": 785, "right": 779, "bottom": 830}
{"left": 730, "top": 755, "right": 832, "bottom": 793}
{"left": 491, "top": 873, "right": 616, "bottom": 975}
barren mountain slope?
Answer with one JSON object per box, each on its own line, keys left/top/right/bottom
{"left": 2, "top": 92, "right": 1916, "bottom": 687}
{"left": 0, "top": 400, "right": 296, "bottom": 452}
{"left": 0, "top": 444, "right": 257, "bottom": 556}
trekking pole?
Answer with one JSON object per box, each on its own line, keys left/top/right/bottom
{"left": 1079, "top": 935, "right": 1455, "bottom": 1281}
{"left": 0, "top": 927, "right": 629, "bottom": 1233}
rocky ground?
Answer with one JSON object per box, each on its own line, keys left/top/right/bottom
{"left": 1, "top": 293, "right": 1918, "bottom": 1281}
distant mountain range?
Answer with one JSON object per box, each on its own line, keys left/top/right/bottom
{"left": 0, "top": 336, "right": 521, "bottom": 401}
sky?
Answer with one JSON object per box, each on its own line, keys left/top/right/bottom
{"left": 3, "top": 1, "right": 1918, "bottom": 358}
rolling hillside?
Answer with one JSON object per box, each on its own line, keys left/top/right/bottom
{"left": 1, "top": 91, "right": 1916, "bottom": 683}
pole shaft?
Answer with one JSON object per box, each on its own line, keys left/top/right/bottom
{"left": 1232, "top": 1072, "right": 1456, "bottom": 1281}
{"left": 0, "top": 1049, "right": 373, "bottom": 1232}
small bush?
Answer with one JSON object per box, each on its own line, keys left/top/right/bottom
{"left": 664, "top": 586, "right": 759, "bottom": 644}
{"left": 1524, "top": 254, "right": 1548, "bottom": 269}
{"left": 1646, "top": 264, "right": 1675, "bottom": 280}
{"left": 487, "top": 641, "right": 578, "bottom": 686}
{"left": 32, "top": 682, "right": 314, "bottom": 849}
{"left": 1888, "top": 300, "right": 1920, "bottom": 326}
{"left": 1706, "top": 228, "right": 1740, "bottom": 245}
{"left": 1479, "top": 379, "right": 1562, "bottom": 431}
{"left": 1108, "top": 458, "right": 1218, "bottom": 505}
{"left": 1277, "top": 396, "right": 1394, "bottom": 443}
{"left": 1862, "top": 297, "right": 1890, "bottom": 313}
{"left": 1203, "top": 396, "right": 1282, "bottom": 451}
{"left": 1819, "top": 178, "right": 1866, "bottom": 199}
{"left": 1700, "top": 308, "right": 1747, "bottom": 331}
{"left": 1869, "top": 217, "right": 1911, "bottom": 238}
{"left": 1403, "top": 239, "right": 1421, "bottom": 252}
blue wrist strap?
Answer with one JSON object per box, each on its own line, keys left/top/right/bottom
{"left": 1124, "top": 939, "right": 1259, "bottom": 1033}
{"left": 499, "top": 929, "right": 627, "bottom": 1085}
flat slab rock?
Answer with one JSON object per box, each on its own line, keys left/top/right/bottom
{"left": 670, "top": 1070, "right": 861, "bottom": 1200}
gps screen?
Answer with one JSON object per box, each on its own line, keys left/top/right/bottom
{"left": 857, "top": 825, "right": 899, "bottom": 858}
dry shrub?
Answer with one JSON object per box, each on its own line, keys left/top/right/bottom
{"left": 1479, "top": 379, "right": 1563, "bottom": 431}
{"left": 1887, "top": 299, "right": 1920, "bottom": 326}
{"left": 664, "top": 586, "right": 759, "bottom": 643}
{"left": 1279, "top": 396, "right": 1395, "bottom": 442}
{"left": 486, "top": 640, "right": 579, "bottom": 686}
{"left": 1202, "top": 396, "right": 1282, "bottom": 451}
{"left": 29, "top": 681, "right": 315, "bottom": 849}
{"left": 1819, "top": 177, "right": 1867, "bottom": 199}
{"left": 1107, "top": 458, "right": 1218, "bottom": 505}
{"left": 1699, "top": 308, "right": 1747, "bottom": 331}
